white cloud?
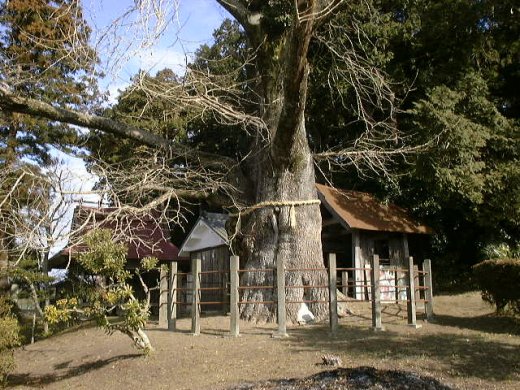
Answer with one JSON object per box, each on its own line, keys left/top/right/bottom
{"left": 106, "top": 80, "right": 130, "bottom": 105}
{"left": 50, "top": 148, "right": 100, "bottom": 205}
{"left": 132, "top": 47, "right": 192, "bottom": 75}
{"left": 46, "top": 149, "right": 101, "bottom": 257}
{"left": 101, "top": 48, "right": 190, "bottom": 104}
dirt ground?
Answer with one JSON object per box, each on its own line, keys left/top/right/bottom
{"left": 8, "top": 292, "right": 520, "bottom": 390}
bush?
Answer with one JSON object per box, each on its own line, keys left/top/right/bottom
{"left": 45, "top": 229, "right": 157, "bottom": 353}
{"left": 472, "top": 258, "right": 520, "bottom": 314}
{"left": 0, "top": 297, "right": 20, "bottom": 386}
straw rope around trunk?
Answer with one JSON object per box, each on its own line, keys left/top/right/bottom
{"left": 230, "top": 199, "right": 321, "bottom": 228}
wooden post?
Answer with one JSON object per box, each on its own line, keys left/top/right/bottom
{"left": 168, "top": 261, "right": 177, "bottom": 331}
{"left": 406, "top": 256, "right": 420, "bottom": 328}
{"left": 186, "top": 274, "right": 193, "bottom": 312}
{"left": 370, "top": 254, "right": 383, "bottom": 330}
{"left": 191, "top": 256, "right": 201, "bottom": 335}
{"left": 423, "top": 259, "right": 434, "bottom": 320}
{"left": 341, "top": 271, "right": 349, "bottom": 296}
{"left": 159, "top": 264, "right": 168, "bottom": 327}
{"left": 401, "top": 234, "right": 410, "bottom": 303}
{"left": 413, "top": 264, "right": 423, "bottom": 311}
{"left": 328, "top": 253, "right": 338, "bottom": 333}
{"left": 273, "top": 256, "right": 288, "bottom": 338}
{"left": 229, "top": 255, "right": 240, "bottom": 337}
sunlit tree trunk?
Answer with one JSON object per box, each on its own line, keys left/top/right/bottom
{"left": 234, "top": 1, "right": 329, "bottom": 322}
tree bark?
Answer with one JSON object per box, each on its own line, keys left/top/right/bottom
{"left": 238, "top": 146, "right": 328, "bottom": 323}
{"left": 122, "top": 327, "right": 154, "bottom": 353}
{"left": 237, "top": 1, "right": 329, "bottom": 323}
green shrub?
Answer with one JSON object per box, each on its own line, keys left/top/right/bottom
{"left": 45, "top": 229, "right": 157, "bottom": 353}
{"left": 0, "top": 297, "right": 20, "bottom": 386}
{"left": 472, "top": 258, "right": 520, "bottom": 314}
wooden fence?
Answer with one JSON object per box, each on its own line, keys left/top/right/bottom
{"left": 159, "top": 254, "right": 434, "bottom": 336}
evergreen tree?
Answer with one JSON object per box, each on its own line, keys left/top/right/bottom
{"left": 0, "top": 0, "right": 99, "bottom": 316}
{"left": 322, "top": 0, "right": 520, "bottom": 286}
{"left": 0, "top": 0, "right": 100, "bottom": 165}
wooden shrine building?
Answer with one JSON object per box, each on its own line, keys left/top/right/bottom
{"left": 316, "top": 184, "right": 432, "bottom": 299}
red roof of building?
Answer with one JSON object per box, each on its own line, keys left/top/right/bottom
{"left": 51, "top": 206, "right": 182, "bottom": 268}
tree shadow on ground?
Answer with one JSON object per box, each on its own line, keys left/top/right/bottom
{"left": 283, "top": 325, "right": 520, "bottom": 382}
{"left": 432, "top": 314, "right": 520, "bottom": 336}
{"left": 7, "top": 353, "right": 141, "bottom": 388}
{"left": 150, "top": 325, "right": 276, "bottom": 338}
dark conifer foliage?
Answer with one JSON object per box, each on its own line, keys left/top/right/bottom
{"left": 0, "top": 0, "right": 100, "bottom": 165}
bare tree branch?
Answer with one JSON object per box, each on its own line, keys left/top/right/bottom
{"left": 0, "top": 83, "right": 169, "bottom": 148}
{"left": 88, "top": 0, "right": 180, "bottom": 77}
{"left": 298, "top": 0, "right": 346, "bottom": 24}
{"left": 314, "top": 143, "right": 428, "bottom": 180}
{"left": 130, "top": 63, "right": 267, "bottom": 137}
{"left": 0, "top": 147, "right": 244, "bottom": 267}
{"left": 0, "top": 83, "right": 237, "bottom": 170}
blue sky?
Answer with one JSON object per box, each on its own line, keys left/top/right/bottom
{"left": 83, "top": 0, "right": 229, "bottom": 98}
{"left": 49, "top": 1, "right": 230, "bottom": 255}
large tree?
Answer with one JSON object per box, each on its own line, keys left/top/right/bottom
{"left": 303, "top": 0, "right": 518, "bottom": 287}
{"left": 0, "top": 0, "right": 98, "bottom": 307}
{"left": 369, "top": 0, "right": 520, "bottom": 284}
{"left": 110, "top": 1, "right": 518, "bottom": 293}
{"left": 0, "top": 0, "right": 407, "bottom": 322}
{"left": 0, "top": 0, "right": 99, "bottom": 165}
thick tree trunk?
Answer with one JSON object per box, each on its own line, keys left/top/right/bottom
{"left": 238, "top": 4, "right": 328, "bottom": 323}
{"left": 239, "top": 146, "right": 328, "bottom": 323}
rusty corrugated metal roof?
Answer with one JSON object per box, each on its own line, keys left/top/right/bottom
{"left": 316, "top": 184, "right": 432, "bottom": 234}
